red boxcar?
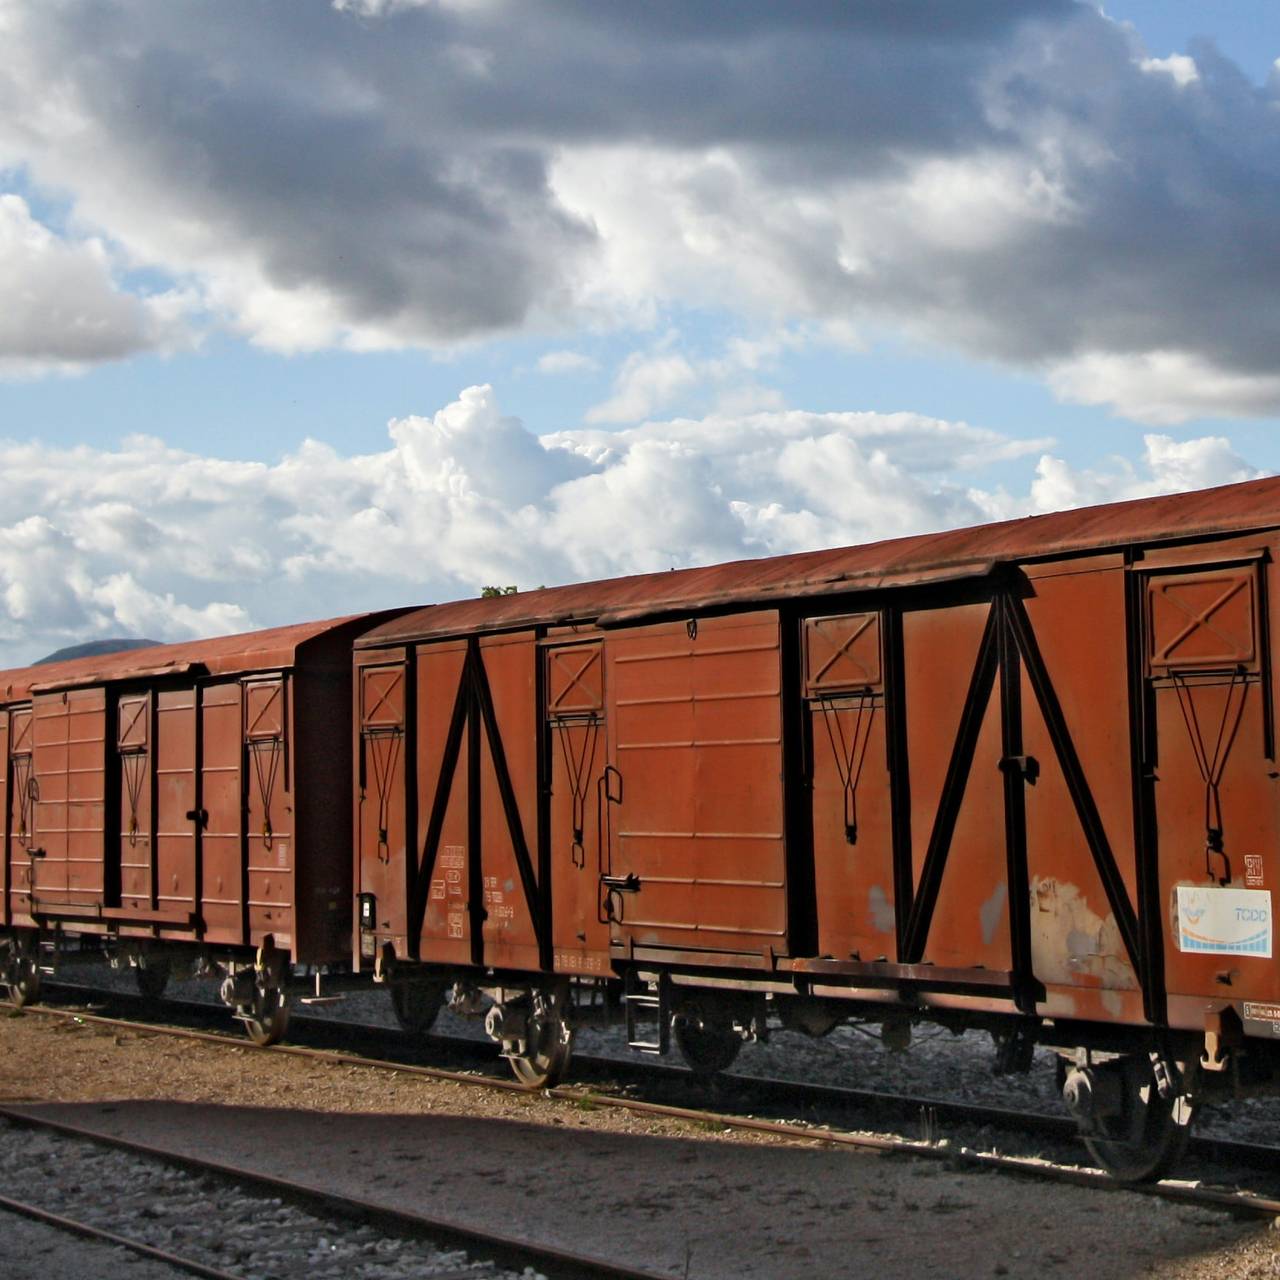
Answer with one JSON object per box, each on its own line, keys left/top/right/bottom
{"left": 0, "top": 613, "right": 398, "bottom": 1041}
{"left": 354, "top": 475, "right": 1280, "bottom": 1177}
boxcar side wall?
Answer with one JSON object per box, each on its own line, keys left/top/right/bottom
{"left": 352, "top": 522, "right": 1280, "bottom": 1050}
{"left": 0, "top": 668, "right": 323, "bottom": 959}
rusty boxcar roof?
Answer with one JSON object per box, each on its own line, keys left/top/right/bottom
{"left": 0, "top": 612, "right": 396, "bottom": 703}
{"left": 359, "top": 473, "right": 1280, "bottom": 647}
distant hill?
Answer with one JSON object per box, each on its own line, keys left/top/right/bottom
{"left": 35, "top": 638, "right": 163, "bottom": 666}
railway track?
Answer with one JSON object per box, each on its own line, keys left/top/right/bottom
{"left": 8, "top": 983, "right": 1280, "bottom": 1229}
{"left": 30, "top": 979, "right": 1280, "bottom": 1175}
{"left": 0, "top": 1189, "right": 249, "bottom": 1280}
{"left": 0, "top": 1100, "right": 667, "bottom": 1280}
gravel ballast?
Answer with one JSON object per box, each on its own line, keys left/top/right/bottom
{"left": 3, "top": 1004, "right": 1280, "bottom": 1279}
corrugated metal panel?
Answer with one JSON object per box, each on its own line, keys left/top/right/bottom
{"left": 359, "top": 474, "right": 1280, "bottom": 649}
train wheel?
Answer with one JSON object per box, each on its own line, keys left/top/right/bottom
{"left": 674, "top": 999, "right": 741, "bottom": 1076}
{"left": 1069, "top": 1055, "right": 1193, "bottom": 1183}
{"left": 390, "top": 980, "right": 446, "bottom": 1034}
{"left": 4, "top": 952, "right": 41, "bottom": 1008}
{"left": 243, "top": 987, "right": 289, "bottom": 1047}
{"left": 134, "top": 957, "right": 171, "bottom": 1001}
{"left": 508, "top": 986, "right": 573, "bottom": 1089}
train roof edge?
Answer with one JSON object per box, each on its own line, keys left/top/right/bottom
{"left": 0, "top": 608, "right": 415, "bottom": 704}
{"left": 358, "top": 472, "right": 1280, "bottom": 647}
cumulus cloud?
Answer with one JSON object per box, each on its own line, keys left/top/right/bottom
{"left": 0, "top": 195, "right": 183, "bottom": 373}
{"left": 0, "top": 2, "right": 1277, "bottom": 419}
{"left": 586, "top": 350, "right": 698, "bottom": 424}
{"left": 0, "top": 384, "right": 1260, "bottom": 667}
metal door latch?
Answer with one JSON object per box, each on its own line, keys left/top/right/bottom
{"left": 601, "top": 873, "right": 641, "bottom": 893}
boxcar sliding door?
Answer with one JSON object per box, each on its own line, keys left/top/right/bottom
{"left": 199, "top": 680, "right": 245, "bottom": 943}
{"left": 32, "top": 689, "right": 105, "bottom": 909}
{"left": 1143, "top": 555, "right": 1280, "bottom": 1013}
{"left": 7, "top": 709, "right": 33, "bottom": 922}
{"left": 244, "top": 676, "right": 293, "bottom": 946}
{"left": 356, "top": 657, "right": 409, "bottom": 958}
{"left": 803, "top": 611, "right": 896, "bottom": 964}
{"left": 603, "top": 612, "right": 787, "bottom": 962}
{"left": 154, "top": 688, "right": 197, "bottom": 927}
{"left": 116, "top": 691, "right": 153, "bottom": 912}
{"left": 546, "top": 639, "right": 611, "bottom": 972}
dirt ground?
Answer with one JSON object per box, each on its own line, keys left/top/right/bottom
{"left": 3, "top": 1007, "right": 1280, "bottom": 1279}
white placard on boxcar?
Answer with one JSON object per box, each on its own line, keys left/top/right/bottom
{"left": 1176, "top": 885, "right": 1272, "bottom": 957}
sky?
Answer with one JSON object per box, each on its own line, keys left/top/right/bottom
{"left": 0, "top": 1, "right": 1278, "bottom": 665}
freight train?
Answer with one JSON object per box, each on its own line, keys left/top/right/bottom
{"left": 5, "top": 476, "right": 1280, "bottom": 1181}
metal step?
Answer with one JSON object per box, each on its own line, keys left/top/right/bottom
{"left": 623, "top": 971, "right": 669, "bottom": 1055}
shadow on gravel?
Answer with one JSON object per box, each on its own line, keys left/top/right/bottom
{"left": 7, "top": 1099, "right": 1263, "bottom": 1280}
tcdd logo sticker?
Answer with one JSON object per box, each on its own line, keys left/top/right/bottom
{"left": 1176, "top": 886, "right": 1272, "bottom": 958}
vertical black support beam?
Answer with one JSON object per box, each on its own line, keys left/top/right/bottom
{"left": 780, "top": 607, "right": 817, "bottom": 958}
{"left": 466, "top": 641, "right": 485, "bottom": 968}
{"left": 1258, "top": 559, "right": 1275, "bottom": 761}
{"left": 882, "top": 606, "right": 914, "bottom": 961}
{"left": 1125, "top": 563, "right": 1166, "bottom": 1025}
{"left": 996, "top": 596, "right": 1036, "bottom": 1014}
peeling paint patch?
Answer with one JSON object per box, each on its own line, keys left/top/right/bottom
{"left": 979, "top": 882, "right": 1007, "bottom": 947}
{"left": 1029, "top": 877, "right": 1138, "bottom": 990}
{"left": 1100, "top": 987, "right": 1126, "bottom": 1018}
{"left": 868, "top": 884, "right": 895, "bottom": 935}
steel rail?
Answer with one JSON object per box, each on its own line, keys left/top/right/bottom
{"left": 32, "top": 980, "right": 1278, "bottom": 1173}
{"left": 0, "top": 1100, "right": 667, "bottom": 1280}
{"left": 8, "top": 995, "right": 1280, "bottom": 1226}
{"left": 0, "top": 1187, "right": 250, "bottom": 1280}
{"left": 9, "top": 980, "right": 1093, "bottom": 1136}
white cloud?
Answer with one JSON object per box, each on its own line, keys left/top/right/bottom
{"left": 0, "top": 195, "right": 185, "bottom": 374}
{"left": 1140, "top": 54, "right": 1200, "bottom": 87}
{"left": 0, "top": 383, "right": 1260, "bottom": 668}
{"left": 585, "top": 328, "right": 813, "bottom": 425}
{"left": 586, "top": 350, "right": 698, "bottom": 423}
{"left": 536, "top": 349, "right": 597, "bottom": 375}
{"left": 1023, "top": 433, "right": 1260, "bottom": 513}
{"left": 1046, "top": 350, "right": 1280, "bottom": 424}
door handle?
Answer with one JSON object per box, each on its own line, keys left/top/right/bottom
{"left": 603, "top": 764, "right": 623, "bottom": 805}
{"left": 601, "top": 873, "right": 640, "bottom": 893}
